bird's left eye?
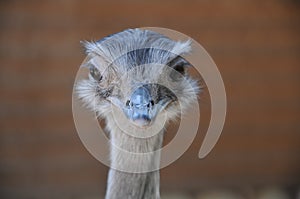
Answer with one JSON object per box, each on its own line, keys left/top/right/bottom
{"left": 173, "top": 65, "right": 185, "bottom": 74}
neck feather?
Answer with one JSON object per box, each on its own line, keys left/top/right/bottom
{"left": 105, "top": 116, "right": 164, "bottom": 199}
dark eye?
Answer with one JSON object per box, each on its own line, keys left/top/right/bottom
{"left": 173, "top": 65, "right": 185, "bottom": 74}
{"left": 126, "top": 100, "right": 131, "bottom": 107}
{"left": 169, "top": 66, "right": 185, "bottom": 81}
{"left": 90, "top": 66, "right": 102, "bottom": 81}
{"left": 167, "top": 56, "right": 189, "bottom": 75}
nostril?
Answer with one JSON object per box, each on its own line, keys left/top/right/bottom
{"left": 147, "top": 100, "right": 154, "bottom": 108}
{"left": 150, "top": 100, "right": 154, "bottom": 106}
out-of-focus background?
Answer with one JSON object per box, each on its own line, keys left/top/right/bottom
{"left": 1, "top": 0, "right": 300, "bottom": 199}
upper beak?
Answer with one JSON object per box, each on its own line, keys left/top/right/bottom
{"left": 123, "top": 86, "right": 154, "bottom": 127}
{"left": 122, "top": 84, "right": 177, "bottom": 128}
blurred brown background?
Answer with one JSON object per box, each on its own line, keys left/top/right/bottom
{"left": 1, "top": 0, "right": 300, "bottom": 199}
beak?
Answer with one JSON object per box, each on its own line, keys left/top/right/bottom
{"left": 123, "top": 84, "right": 177, "bottom": 128}
{"left": 123, "top": 86, "right": 154, "bottom": 127}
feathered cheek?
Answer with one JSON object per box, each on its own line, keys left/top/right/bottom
{"left": 96, "top": 86, "right": 113, "bottom": 99}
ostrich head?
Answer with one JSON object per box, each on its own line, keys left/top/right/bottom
{"left": 76, "top": 29, "right": 199, "bottom": 131}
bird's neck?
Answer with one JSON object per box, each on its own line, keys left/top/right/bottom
{"left": 106, "top": 168, "right": 160, "bottom": 199}
{"left": 105, "top": 117, "right": 164, "bottom": 199}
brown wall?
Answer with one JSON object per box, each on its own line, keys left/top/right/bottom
{"left": 1, "top": 0, "right": 300, "bottom": 198}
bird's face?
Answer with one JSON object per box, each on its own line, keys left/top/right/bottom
{"left": 77, "top": 50, "right": 199, "bottom": 130}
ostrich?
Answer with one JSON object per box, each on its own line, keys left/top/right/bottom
{"left": 76, "top": 28, "right": 199, "bottom": 199}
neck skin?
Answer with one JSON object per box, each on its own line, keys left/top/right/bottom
{"left": 105, "top": 115, "right": 164, "bottom": 199}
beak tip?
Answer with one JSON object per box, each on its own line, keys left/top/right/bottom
{"left": 132, "top": 118, "right": 152, "bottom": 128}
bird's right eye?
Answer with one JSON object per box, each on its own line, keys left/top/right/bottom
{"left": 126, "top": 100, "right": 131, "bottom": 107}
{"left": 90, "top": 66, "right": 102, "bottom": 81}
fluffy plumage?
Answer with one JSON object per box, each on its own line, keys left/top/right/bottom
{"left": 76, "top": 28, "right": 199, "bottom": 199}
